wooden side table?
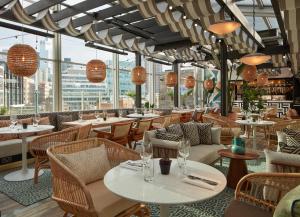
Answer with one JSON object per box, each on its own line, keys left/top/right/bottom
{"left": 217, "top": 149, "right": 259, "bottom": 189}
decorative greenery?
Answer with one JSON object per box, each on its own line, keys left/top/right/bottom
{"left": 126, "top": 91, "right": 136, "bottom": 99}
{"left": 144, "top": 101, "right": 155, "bottom": 109}
{"left": 242, "top": 82, "right": 266, "bottom": 113}
{"left": 167, "top": 90, "right": 174, "bottom": 101}
{"left": 0, "top": 107, "right": 7, "bottom": 115}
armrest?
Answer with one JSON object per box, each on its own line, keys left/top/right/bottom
{"left": 94, "top": 130, "right": 112, "bottom": 138}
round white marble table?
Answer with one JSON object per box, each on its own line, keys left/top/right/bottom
{"left": 1, "top": 125, "right": 54, "bottom": 181}
{"left": 104, "top": 159, "right": 226, "bottom": 217}
{"left": 127, "top": 113, "right": 160, "bottom": 119}
{"left": 235, "top": 120, "right": 275, "bottom": 150}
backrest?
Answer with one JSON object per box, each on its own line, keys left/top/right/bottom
{"left": 77, "top": 124, "right": 92, "bottom": 140}
{"left": 112, "top": 122, "right": 133, "bottom": 138}
{"left": 136, "top": 119, "right": 152, "bottom": 134}
{"left": 170, "top": 114, "right": 181, "bottom": 124}
{"left": 162, "top": 115, "right": 172, "bottom": 128}
{"left": 82, "top": 113, "right": 95, "bottom": 120}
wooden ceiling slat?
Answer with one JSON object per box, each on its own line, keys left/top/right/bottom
{"left": 25, "top": 0, "right": 66, "bottom": 16}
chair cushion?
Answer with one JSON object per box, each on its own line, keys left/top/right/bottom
{"left": 181, "top": 122, "right": 200, "bottom": 146}
{"left": 274, "top": 185, "right": 300, "bottom": 217}
{"left": 196, "top": 123, "right": 212, "bottom": 145}
{"left": 87, "top": 180, "right": 137, "bottom": 217}
{"left": 155, "top": 129, "right": 182, "bottom": 141}
{"left": 189, "top": 144, "right": 224, "bottom": 164}
{"left": 57, "top": 145, "right": 111, "bottom": 184}
{"left": 280, "top": 135, "right": 300, "bottom": 154}
{"left": 283, "top": 128, "right": 300, "bottom": 143}
{"left": 225, "top": 199, "right": 272, "bottom": 217}
{"left": 211, "top": 127, "right": 221, "bottom": 145}
{"left": 0, "top": 139, "right": 23, "bottom": 158}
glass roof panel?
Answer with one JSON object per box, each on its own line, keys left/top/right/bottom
{"left": 262, "top": 0, "right": 272, "bottom": 6}
{"left": 64, "top": 0, "right": 85, "bottom": 6}
{"left": 269, "top": 17, "right": 279, "bottom": 29}
{"left": 245, "top": 16, "right": 268, "bottom": 31}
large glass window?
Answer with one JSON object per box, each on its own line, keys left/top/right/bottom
{"left": 180, "top": 64, "right": 196, "bottom": 108}
{"left": 61, "top": 36, "right": 113, "bottom": 111}
{"left": 0, "top": 26, "right": 54, "bottom": 114}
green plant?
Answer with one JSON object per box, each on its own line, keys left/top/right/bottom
{"left": 150, "top": 103, "right": 155, "bottom": 109}
{"left": 242, "top": 82, "right": 266, "bottom": 113}
{"left": 126, "top": 91, "right": 136, "bottom": 99}
{"left": 167, "top": 90, "right": 174, "bottom": 101}
{"left": 0, "top": 107, "right": 7, "bottom": 115}
{"left": 144, "top": 101, "right": 150, "bottom": 109}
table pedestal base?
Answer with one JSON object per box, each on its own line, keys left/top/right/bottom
{"left": 160, "top": 204, "right": 170, "bottom": 217}
{"left": 4, "top": 169, "right": 44, "bottom": 182}
{"left": 227, "top": 159, "right": 248, "bottom": 189}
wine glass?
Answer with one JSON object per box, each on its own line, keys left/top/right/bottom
{"left": 178, "top": 138, "right": 190, "bottom": 175}
{"left": 33, "top": 114, "right": 41, "bottom": 127}
{"left": 78, "top": 111, "right": 83, "bottom": 121}
{"left": 95, "top": 111, "right": 100, "bottom": 121}
{"left": 10, "top": 115, "right": 17, "bottom": 129}
{"left": 140, "top": 142, "right": 153, "bottom": 163}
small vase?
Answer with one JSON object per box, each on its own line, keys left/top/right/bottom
{"left": 159, "top": 158, "right": 172, "bottom": 175}
{"left": 231, "top": 138, "right": 245, "bottom": 155}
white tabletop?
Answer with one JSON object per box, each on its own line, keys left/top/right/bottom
{"left": 63, "top": 117, "right": 135, "bottom": 127}
{"left": 171, "top": 110, "right": 195, "bottom": 114}
{"left": 104, "top": 159, "right": 226, "bottom": 205}
{"left": 235, "top": 119, "right": 275, "bottom": 126}
{"left": 127, "top": 113, "right": 160, "bottom": 119}
{"left": 0, "top": 124, "right": 54, "bottom": 135}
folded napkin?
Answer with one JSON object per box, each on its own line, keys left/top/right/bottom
{"left": 119, "top": 160, "right": 143, "bottom": 171}
{"left": 183, "top": 173, "right": 219, "bottom": 190}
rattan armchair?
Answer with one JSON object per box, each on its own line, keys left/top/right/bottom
{"left": 94, "top": 121, "right": 133, "bottom": 148}
{"left": 225, "top": 173, "right": 300, "bottom": 217}
{"left": 29, "top": 127, "right": 79, "bottom": 184}
{"left": 170, "top": 114, "right": 181, "bottom": 125}
{"left": 77, "top": 124, "right": 92, "bottom": 140}
{"left": 47, "top": 138, "right": 150, "bottom": 217}
{"left": 151, "top": 115, "right": 171, "bottom": 129}
{"left": 129, "top": 119, "right": 152, "bottom": 150}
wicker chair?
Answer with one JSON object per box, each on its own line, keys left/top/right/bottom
{"left": 94, "top": 122, "right": 133, "bottom": 148}
{"left": 180, "top": 112, "right": 193, "bottom": 123}
{"left": 77, "top": 124, "right": 92, "bottom": 140}
{"left": 151, "top": 115, "right": 171, "bottom": 129}
{"left": 129, "top": 119, "right": 152, "bottom": 150}
{"left": 170, "top": 114, "right": 181, "bottom": 125}
{"left": 225, "top": 173, "right": 300, "bottom": 217}
{"left": 29, "top": 127, "right": 79, "bottom": 184}
{"left": 47, "top": 138, "right": 150, "bottom": 217}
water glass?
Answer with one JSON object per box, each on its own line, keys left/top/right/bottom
{"left": 95, "top": 111, "right": 100, "bottom": 121}
{"left": 143, "top": 159, "right": 154, "bottom": 182}
{"left": 10, "top": 115, "right": 17, "bottom": 129}
{"left": 178, "top": 138, "right": 191, "bottom": 174}
{"left": 177, "top": 154, "right": 184, "bottom": 169}
{"left": 140, "top": 143, "right": 153, "bottom": 163}
{"left": 78, "top": 111, "right": 83, "bottom": 121}
{"left": 33, "top": 114, "right": 41, "bottom": 127}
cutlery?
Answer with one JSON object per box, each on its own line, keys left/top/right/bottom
{"left": 127, "top": 161, "right": 142, "bottom": 167}
{"left": 187, "top": 175, "right": 218, "bottom": 186}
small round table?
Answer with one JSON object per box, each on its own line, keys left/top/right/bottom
{"left": 127, "top": 113, "right": 160, "bottom": 119}
{"left": 235, "top": 119, "right": 275, "bottom": 150}
{"left": 104, "top": 159, "right": 226, "bottom": 217}
{"left": 1, "top": 125, "right": 54, "bottom": 181}
{"left": 218, "top": 149, "right": 259, "bottom": 189}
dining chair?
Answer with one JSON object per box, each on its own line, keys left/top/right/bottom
{"left": 130, "top": 119, "right": 152, "bottom": 149}
{"left": 77, "top": 123, "right": 92, "bottom": 140}
{"left": 47, "top": 138, "right": 150, "bottom": 217}
{"left": 82, "top": 113, "right": 96, "bottom": 120}
{"left": 151, "top": 116, "right": 165, "bottom": 129}
{"left": 29, "top": 127, "right": 79, "bottom": 184}
{"left": 94, "top": 121, "right": 133, "bottom": 148}
{"left": 170, "top": 114, "right": 181, "bottom": 125}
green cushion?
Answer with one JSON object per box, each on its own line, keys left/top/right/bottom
{"left": 274, "top": 185, "right": 300, "bottom": 217}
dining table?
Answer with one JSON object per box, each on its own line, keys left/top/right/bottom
{"left": 126, "top": 113, "right": 160, "bottom": 119}
{"left": 1, "top": 124, "right": 55, "bottom": 181}
{"left": 104, "top": 158, "right": 226, "bottom": 217}
{"left": 63, "top": 117, "right": 136, "bottom": 128}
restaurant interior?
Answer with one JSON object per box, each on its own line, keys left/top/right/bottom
{"left": 0, "top": 0, "right": 300, "bottom": 216}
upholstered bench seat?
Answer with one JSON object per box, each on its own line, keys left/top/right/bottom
{"left": 0, "top": 139, "right": 22, "bottom": 158}
{"left": 225, "top": 200, "right": 272, "bottom": 217}
{"left": 189, "top": 145, "right": 224, "bottom": 164}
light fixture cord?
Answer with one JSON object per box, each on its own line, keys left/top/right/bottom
{"left": 253, "top": 0, "right": 255, "bottom": 38}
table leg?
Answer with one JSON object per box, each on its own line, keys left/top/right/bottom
{"left": 227, "top": 158, "right": 248, "bottom": 189}
{"left": 252, "top": 125, "right": 257, "bottom": 150}
{"left": 160, "top": 204, "right": 170, "bottom": 217}
{"left": 4, "top": 136, "right": 44, "bottom": 182}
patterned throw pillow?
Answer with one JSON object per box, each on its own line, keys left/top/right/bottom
{"left": 279, "top": 135, "right": 300, "bottom": 154}
{"left": 155, "top": 131, "right": 182, "bottom": 141}
{"left": 196, "top": 123, "right": 213, "bottom": 145}
{"left": 181, "top": 122, "right": 200, "bottom": 146}
{"left": 283, "top": 128, "right": 300, "bottom": 143}
{"left": 166, "top": 124, "right": 184, "bottom": 137}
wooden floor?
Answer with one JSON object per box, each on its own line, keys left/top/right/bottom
{"left": 0, "top": 193, "right": 64, "bottom": 217}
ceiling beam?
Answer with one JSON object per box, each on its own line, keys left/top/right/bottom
{"left": 238, "top": 5, "right": 275, "bottom": 17}
{"left": 154, "top": 40, "right": 193, "bottom": 51}
{"left": 25, "top": 0, "right": 66, "bottom": 16}
{"left": 0, "top": 0, "right": 12, "bottom": 8}
{"left": 271, "top": 0, "right": 288, "bottom": 47}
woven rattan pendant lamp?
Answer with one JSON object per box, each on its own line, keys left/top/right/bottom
{"left": 240, "top": 0, "right": 270, "bottom": 65}
{"left": 185, "top": 75, "right": 196, "bottom": 89}
{"left": 7, "top": 44, "right": 38, "bottom": 77}
{"left": 165, "top": 71, "right": 177, "bottom": 87}
{"left": 86, "top": 59, "right": 106, "bottom": 83}
{"left": 204, "top": 79, "right": 214, "bottom": 91}
{"left": 131, "top": 66, "right": 146, "bottom": 85}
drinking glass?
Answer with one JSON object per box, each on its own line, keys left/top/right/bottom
{"left": 10, "top": 115, "right": 17, "bottom": 129}
{"left": 95, "top": 111, "right": 100, "bottom": 121}
{"left": 78, "top": 111, "right": 83, "bottom": 121}
{"left": 33, "top": 114, "right": 41, "bottom": 127}
{"left": 178, "top": 138, "right": 190, "bottom": 175}
{"left": 143, "top": 158, "right": 154, "bottom": 182}
{"left": 140, "top": 142, "right": 153, "bottom": 163}
{"left": 140, "top": 143, "right": 154, "bottom": 181}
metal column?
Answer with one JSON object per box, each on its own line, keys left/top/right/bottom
{"left": 173, "top": 62, "right": 179, "bottom": 107}
{"left": 220, "top": 40, "right": 228, "bottom": 116}
{"left": 135, "top": 53, "right": 142, "bottom": 108}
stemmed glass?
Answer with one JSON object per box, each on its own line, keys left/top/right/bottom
{"left": 10, "top": 115, "right": 17, "bottom": 129}
{"left": 178, "top": 138, "right": 191, "bottom": 175}
{"left": 33, "top": 114, "right": 41, "bottom": 127}
{"left": 78, "top": 111, "right": 83, "bottom": 121}
{"left": 95, "top": 111, "right": 100, "bottom": 121}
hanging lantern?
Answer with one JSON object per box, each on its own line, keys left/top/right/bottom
{"left": 184, "top": 76, "right": 195, "bottom": 89}
{"left": 242, "top": 65, "right": 257, "bottom": 82}
{"left": 7, "top": 44, "right": 38, "bottom": 77}
{"left": 257, "top": 73, "right": 268, "bottom": 86}
{"left": 86, "top": 59, "right": 106, "bottom": 83}
{"left": 165, "top": 72, "right": 177, "bottom": 87}
{"left": 204, "top": 79, "right": 214, "bottom": 91}
{"left": 131, "top": 66, "right": 146, "bottom": 85}
{"left": 208, "top": 20, "right": 241, "bottom": 36}
{"left": 240, "top": 53, "right": 271, "bottom": 66}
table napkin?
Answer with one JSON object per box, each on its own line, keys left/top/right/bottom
{"left": 119, "top": 160, "right": 142, "bottom": 171}
{"left": 183, "top": 173, "right": 219, "bottom": 190}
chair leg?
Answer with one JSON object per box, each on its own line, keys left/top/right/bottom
{"left": 133, "top": 141, "right": 137, "bottom": 150}
{"left": 34, "top": 159, "right": 40, "bottom": 184}
{"left": 63, "top": 212, "right": 68, "bottom": 217}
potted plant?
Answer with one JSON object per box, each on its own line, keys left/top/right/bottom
{"left": 159, "top": 157, "right": 172, "bottom": 175}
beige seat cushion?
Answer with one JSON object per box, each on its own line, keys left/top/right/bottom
{"left": 57, "top": 145, "right": 111, "bottom": 184}
{"left": 225, "top": 200, "right": 272, "bottom": 217}
{"left": 87, "top": 180, "right": 137, "bottom": 217}
{"left": 189, "top": 144, "right": 224, "bottom": 164}
{"left": 0, "top": 139, "right": 22, "bottom": 158}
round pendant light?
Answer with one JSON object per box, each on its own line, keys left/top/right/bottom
{"left": 86, "top": 59, "right": 106, "bottom": 83}
{"left": 184, "top": 76, "right": 195, "bottom": 89}
{"left": 240, "top": 53, "right": 271, "bottom": 66}
{"left": 208, "top": 20, "right": 241, "bottom": 36}
{"left": 7, "top": 44, "right": 38, "bottom": 77}
{"left": 242, "top": 65, "right": 257, "bottom": 82}
{"left": 132, "top": 66, "right": 146, "bottom": 85}
{"left": 204, "top": 79, "right": 214, "bottom": 91}
{"left": 165, "top": 72, "right": 177, "bottom": 87}
{"left": 257, "top": 73, "right": 268, "bottom": 86}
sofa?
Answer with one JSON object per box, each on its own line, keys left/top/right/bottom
{"left": 144, "top": 122, "right": 224, "bottom": 165}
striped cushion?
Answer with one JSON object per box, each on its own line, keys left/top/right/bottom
{"left": 166, "top": 124, "right": 183, "bottom": 137}
{"left": 196, "top": 123, "right": 213, "bottom": 145}
{"left": 181, "top": 122, "right": 200, "bottom": 146}
{"left": 155, "top": 131, "right": 182, "bottom": 142}
{"left": 280, "top": 135, "right": 300, "bottom": 154}
{"left": 283, "top": 128, "right": 300, "bottom": 143}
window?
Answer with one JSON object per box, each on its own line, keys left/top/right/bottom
{"left": 0, "top": 26, "right": 54, "bottom": 114}
{"left": 180, "top": 64, "right": 195, "bottom": 108}
{"left": 61, "top": 35, "right": 113, "bottom": 111}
